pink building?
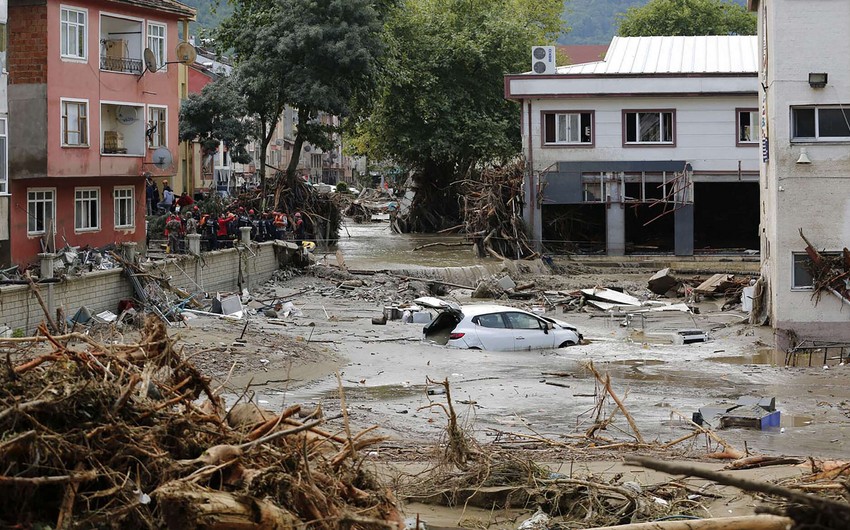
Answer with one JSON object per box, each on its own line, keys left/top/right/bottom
{"left": 7, "top": 0, "right": 194, "bottom": 266}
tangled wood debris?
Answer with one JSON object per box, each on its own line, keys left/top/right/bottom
{"left": 0, "top": 317, "right": 402, "bottom": 529}
{"left": 799, "top": 229, "right": 850, "bottom": 305}
{"left": 462, "top": 160, "right": 538, "bottom": 261}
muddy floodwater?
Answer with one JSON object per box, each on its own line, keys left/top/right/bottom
{"left": 240, "top": 223, "right": 850, "bottom": 462}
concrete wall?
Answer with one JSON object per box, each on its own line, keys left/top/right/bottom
{"left": 0, "top": 241, "right": 283, "bottom": 334}
{"left": 758, "top": 0, "right": 850, "bottom": 342}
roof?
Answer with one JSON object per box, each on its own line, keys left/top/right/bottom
{"left": 556, "top": 35, "right": 757, "bottom": 75}
{"left": 557, "top": 45, "right": 609, "bottom": 65}
{"left": 109, "top": 0, "right": 195, "bottom": 18}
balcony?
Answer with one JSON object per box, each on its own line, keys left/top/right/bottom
{"left": 100, "top": 15, "right": 142, "bottom": 75}
{"left": 100, "top": 55, "right": 142, "bottom": 75}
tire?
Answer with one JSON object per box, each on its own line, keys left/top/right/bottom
{"left": 558, "top": 341, "right": 576, "bottom": 348}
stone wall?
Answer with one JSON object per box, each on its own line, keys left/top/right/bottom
{"left": 0, "top": 242, "right": 285, "bottom": 334}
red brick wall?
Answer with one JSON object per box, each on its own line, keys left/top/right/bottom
{"left": 8, "top": 4, "right": 48, "bottom": 84}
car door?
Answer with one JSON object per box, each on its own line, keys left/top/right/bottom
{"left": 471, "top": 312, "right": 512, "bottom": 351}
{"left": 504, "top": 311, "right": 556, "bottom": 350}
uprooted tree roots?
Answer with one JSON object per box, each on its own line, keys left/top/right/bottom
{"left": 0, "top": 317, "right": 402, "bottom": 529}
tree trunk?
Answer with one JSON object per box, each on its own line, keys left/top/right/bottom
{"left": 285, "top": 108, "right": 311, "bottom": 190}
{"left": 156, "top": 482, "right": 300, "bottom": 530}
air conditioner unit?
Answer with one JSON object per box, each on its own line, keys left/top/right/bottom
{"left": 531, "top": 46, "right": 556, "bottom": 75}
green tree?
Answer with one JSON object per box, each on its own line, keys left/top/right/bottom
{"left": 352, "top": 0, "right": 564, "bottom": 231}
{"left": 216, "top": 0, "right": 385, "bottom": 197}
{"left": 617, "top": 0, "right": 755, "bottom": 37}
{"left": 179, "top": 76, "right": 253, "bottom": 164}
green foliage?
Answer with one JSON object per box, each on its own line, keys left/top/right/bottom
{"left": 178, "top": 77, "right": 253, "bottom": 164}
{"left": 617, "top": 0, "right": 755, "bottom": 37}
{"left": 335, "top": 181, "right": 349, "bottom": 193}
{"left": 12, "top": 328, "right": 24, "bottom": 338}
{"left": 355, "top": 0, "right": 564, "bottom": 172}
{"left": 560, "top": 0, "right": 645, "bottom": 44}
{"left": 216, "top": 0, "right": 385, "bottom": 189}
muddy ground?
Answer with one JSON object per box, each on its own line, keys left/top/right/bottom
{"left": 163, "top": 223, "right": 850, "bottom": 528}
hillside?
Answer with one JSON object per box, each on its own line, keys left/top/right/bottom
{"left": 561, "top": 0, "right": 749, "bottom": 44}
{"left": 178, "top": 0, "right": 748, "bottom": 45}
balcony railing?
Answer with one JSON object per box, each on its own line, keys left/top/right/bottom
{"left": 100, "top": 55, "right": 143, "bottom": 74}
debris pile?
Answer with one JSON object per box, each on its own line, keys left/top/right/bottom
{"left": 344, "top": 188, "right": 397, "bottom": 223}
{"left": 462, "top": 160, "right": 537, "bottom": 260}
{"left": 0, "top": 318, "right": 402, "bottom": 529}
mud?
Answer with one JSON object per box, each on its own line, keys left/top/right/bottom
{"left": 176, "top": 222, "right": 850, "bottom": 528}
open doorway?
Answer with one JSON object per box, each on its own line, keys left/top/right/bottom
{"left": 693, "top": 182, "right": 759, "bottom": 251}
{"left": 542, "top": 204, "right": 606, "bottom": 254}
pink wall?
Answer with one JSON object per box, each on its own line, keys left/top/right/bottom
{"left": 188, "top": 66, "right": 213, "bottom": 94}
{"left": 45, "top": 0, "right": 182, "bottom": 179}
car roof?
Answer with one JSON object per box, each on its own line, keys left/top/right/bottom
{"left": 461, "top": 304, "right": 528, "bottom": 317}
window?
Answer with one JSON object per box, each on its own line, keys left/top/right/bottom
{"left": 147, "top": 22, "right": 166, "bottom": 70}
{"left": 543, "top": 111, "right": 593, "bottom": 145}
{"left": 473, "top": 314, "right": 506, "bottom": 328}
{"left": 624, "top": 110, "right": 674, "bottom": 145}
{"left": 0, "top": 118, "right": 6, "bottom": 194}
{"left": 505, "top": 312, "right": 544, "bottom": 330}
{"left": 75, "top": 188, "right": 100, "bottom": 231}
{"left": 737, "top": 108, "right": 758, "bottom": 145}
{"left": 792, "top": 106, "right": 850, "bottom": 141}
{"left": 61, "top": 99, "right": 88, "bottom": 146}
{"left": 114, "top": 186, "right": 134, "bottom": 228}
{"left": 60, "top": 7, "right": 86, "bottom": 59}
{"left": 792, "top": 251, "right": 840, "bottom": 289}
{"left": 148, "top": 106, "right": 166, "bottom": 148}
{"left": 27, "top": 189, "right": 55, "bottom": 235}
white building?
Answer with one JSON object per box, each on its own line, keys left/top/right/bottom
{"left": 0, "top": 0, "right": 8, "bottom": 265}
{"left": 750, "top": 0, "right": 850, "bottom": 345}
{"left": 505, "top": 36, "right": 760, "bottom": 256}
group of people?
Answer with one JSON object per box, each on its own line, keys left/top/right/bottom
{"left": 146, "top": 177, "right": 195, "bottom": 215}
{"left": 163, "top": 205, "right": 307, "bottom": 254}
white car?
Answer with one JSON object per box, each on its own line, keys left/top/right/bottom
{"left": 418, "top": 299, "right": 582, "bottom": 351}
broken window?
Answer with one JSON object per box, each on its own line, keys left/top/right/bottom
{"left": 792, "top": 106, "right": 850, "bottom": 141}
{"left": 737, "top": 109, "right": 758, "bottom": 144}
{"left": 543, "top": 112, "right": 593, "bottom": 145}
{"left": 624, "top": 111, "right": 674, "bottom": 144}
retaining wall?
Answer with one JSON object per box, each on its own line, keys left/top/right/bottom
{"left": 0, "top": 242, "right": 284, "bottom": 334}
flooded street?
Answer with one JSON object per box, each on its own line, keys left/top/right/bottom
{"left": 241, "top": 222, "right": 850, "bottom": 461}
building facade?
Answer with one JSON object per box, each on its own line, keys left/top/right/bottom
{"left": 7, "top": 0, "right": 193, "bottom": 265}
{"left": 505, "top": 36, "right": 760, "bottom": 256}
{"left": 750, "top": 0, "right": 850, "bottom": 344}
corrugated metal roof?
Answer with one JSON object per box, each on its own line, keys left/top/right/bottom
{"left": 555, "top": 36, "right": 757, "bottom": 75}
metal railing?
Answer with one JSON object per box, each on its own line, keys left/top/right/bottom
{"left": 100, "top": 55, "right": 143, "bottom": 74}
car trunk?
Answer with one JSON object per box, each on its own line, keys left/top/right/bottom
{"left": 422, "top": 311, "right": 463, "bottom": 345}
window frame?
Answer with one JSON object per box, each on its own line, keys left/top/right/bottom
{"left": 541, "top": 110, "right": 595, "bottom": 147}
{"left": 146, "top": 21, "right": 167, "bottom": 71}
{"left": 74, "top": 186, "right": 100, "bottom": 232}
{"left": 0, "top": 118, "right": 7, "bottom": 195}
{"left": 113, "top": 186, "right": 135, "bottom": 229}
{"left": 61, "top": 98, "right": 89, "bottom": 147}
{"left": 27, "top": 188, "right": 56, "bottom": 236}
{"left": 147, "top": 105, "right": 167, "bottom": 148}
{"left": 60, "top": 5, "right": 87, "bottom": 61}
{"left": 622, "top": 109, "right": 676, "bottom": 147}
{"left": 504, "top": 312, "right": 545, "bottom": 331}
{"left": 736, "top": 108, "right": 759, "bottom": 146}
{"left": 791, "top": 105, "right": 850, "bottom": 143}
{"left": 792, "top": 251, "right": 841, "bottom": 290}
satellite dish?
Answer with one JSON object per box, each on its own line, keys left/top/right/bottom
{"left": 116, "top": 105, "right": 138, "bottom": 125}
{"left": 175, "top": 42, "right": 197, "bottom": 64}
{"left": 152, "top": 147, "right": 173, "bottom": 170}
{"left": 143, "top": 48, "right": 157, "bottom": 73}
